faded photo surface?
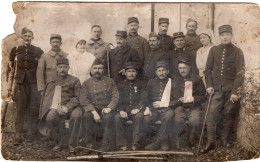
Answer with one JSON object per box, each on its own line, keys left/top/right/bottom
{"left": 1, "top": 2, "right": 260, "bottom": 161}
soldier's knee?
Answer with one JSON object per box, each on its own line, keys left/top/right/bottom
{"left": 45, "top": 109, "right": 59, "bottom": 122}
{"left": 70, "top": 107, "right": 82, "bottom": 120}
{"left": 114, "top": 113, "right": 122, "bottom": 121}
{"left": 83, "top": 111, "right": 93, "bottom": 120}
{"left": 103, "top": 113, "right": 113, "bottom": 121}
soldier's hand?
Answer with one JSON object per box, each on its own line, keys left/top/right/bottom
{"left": 61, "top": 106, "right": 69, "bottom": 115}
{"left": 206, "top": 87, "right": 214, "bottom": 94}
{"left": 131, "top": 109, "right": 140, "bottom": 115}
{"left": 120, "top": 111, "right": 128, "bottom": 118}
{"left": 153, "top": 101, "right": 161, "bottom": 108}
{"left": 119, "top": 69, "right": 126, "bottom": 75}
{"left": 102, "top": 108, "right": 111, "bottom": 114}
{"left": 230, "top": 94, "right": 239, "bottom": 103}
{"left": 39, "top": 90, "right": 44, "bottom": 96}
{"left": 91, "top": 111, "right": 101, "bottom": 123}
{"left": 144, "top": 107, "right": 152, "bottom": 116}
{"left": 179, "top": 97, "right": 185, "bottom": 103}
{"left": 57, "top": 106, "right": 63, "bottom": 115}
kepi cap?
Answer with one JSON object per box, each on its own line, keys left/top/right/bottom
{"left": 173, "top": 32, "right": 185, "bottom": 40}
{"left": 128, "top": 17, "right": 139, "bottom": 24}
{"left": 56, "top": 58, "right": 69, "bottom": 66}
{"left": 159, "top": 18, "right": 169, "bottom": 24}
{"left": 50, "top": 34, "right": 62, "bottom": 41}
{"left": 156, "top": 60, "right": 169, "bottom": 70}
{"left": 149, "top": 32, "right": 160, "bottom": 39}
{"left": 178, "top": 57, "right": 191, "bottom": 66}
{"left": 218, "top": 25, "right": 232, "bottom": 34}
{"left": 124, "top": 62, "right": 138, "bottom": 70}
{"left": 115, "top": 30, "right": 127, "bottom": 38}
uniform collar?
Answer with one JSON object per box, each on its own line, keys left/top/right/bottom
{"left": 175, "top": 47, "right": 186, "bottom": 51}
{"left": 158, "top": 33, "right": 167, "bottom": 36}
{"left": 48, "top": 49, "right": 68, "bottom": 57}
{"left": 156, "top": 77, "right": 169, "bottom": 82}
{"left": 87, "top": 38, "right": 105, "bottom": 45}
{"left": 221, "top": 43, "right": 233, "bottom": 48}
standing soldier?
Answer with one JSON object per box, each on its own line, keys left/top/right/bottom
{"left": 37, "top": 34, "right": 68, "bottom": 94}
{"left": 85, "top": 25, "right": 111, "bottom": 67}
{"left": 169, "top": 32, "right": 198, "bottom": 77}
{"left": 114, "top": 62, "right": 146, "bottom": 151}
{"left": 80, "top": 59, "right": 119, "bottom": 152}
{"left": 201, "top": 25, "right": 245, "bottom": 153}
{"left": 126, "top": 17, "right": 149, "bottom": 63}
{"left": 143, "top": 32, "right": 167, "bottom": 82}
{"left": 38, "top": 58, "right": 82, "bottom": 153}
{"left": 185, "top": 18, "right": 203, "bottom": 54}
{"left": 158, "top": 18, "right": 174, "bottom": 53}
{"left": 8, "top": 28, "right": 44, "bottom": 145}
{"left": 109, "top": 30, "right": 141, "bottom": 84}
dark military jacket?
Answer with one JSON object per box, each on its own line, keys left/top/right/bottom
{"left": 143, "top": 47, "right": 167, "bottom": 81}
{"left": 143, "top": 77, "right": 175, "bottom": 110}
{"left": 185, "top": 34, "right": 203, "bottom": 54}
{"left": 39, "top": 74, "right": 81, "bottom": 119}
{"left": 108, "top": 44, "right": 141, "bottom": 84}
{"left": 168, "top": 47, "right": 198, "bottom": 77}
{"left": 9, "top": 45, "right": 43, "bottom": 83}
{"left": 171, "top": 73, "right": 206, "bottom": 108}
{"left": 127, "top": 32, "right": 149, "bottom": 63}
{"left": 79, "top": 76, "right": 119, "bottom": 112}
{"left": 158, "top": 34, "right": 174, "bottom": 53}
{"left": 205, "top": 43, "right": 245, "bottom": 95}
{"left": 117, "top": 79, "right": 145, "bottom": 113}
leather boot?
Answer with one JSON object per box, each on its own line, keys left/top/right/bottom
{"left": 200, "top": 123, "right": 216, "bottom": 153}
{"left": 220, "top": 119, "right": 233, "bottom": 148}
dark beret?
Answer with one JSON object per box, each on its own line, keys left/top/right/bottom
{"left": 149, "top": 32, "right": 160, "bottom": 39}
{"left": 173, "top": 32, "right": 185, "bottom": 40}
{"left": 21, "top": 27, "right": 33, "bottom": 35}
{"left": 124, "top": 62, "right": 138, "bottom": 70}
{"left": 92, "top": 58, "right": 104, "bottom": 67}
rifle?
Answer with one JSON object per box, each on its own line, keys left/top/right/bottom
{"left": 2, "top": 50, "right": 17, "bottom": 130}
{"left": 106, "top": 43, "right": 114, "bottom": 78}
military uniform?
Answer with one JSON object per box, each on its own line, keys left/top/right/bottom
{"left": 202, "top": 25, "right": 245, "bottom": 153}
{"left": 109, "top": 44, "right": 141, "bottom": 84}
{"left": 38, "top": 73, "right": 82, "bottom": 149}
{"left": 80, "top": 76, "right": 119, "bottom": 149}
{"left": 158, "top": 34, "right": 174, "bottom": 53}
{"left": 172, "top": 72, "right": 206, "bottom": 148}
{"left": 85, "top": 38, "right": 110, "bottom": 65}
{"left": 36, "top": 49, "right": 68, "bottom": 92}
{"left": 115, "top": 78, "right": 145, "bottom": 148}
{"left": 185, "top": 34, "right": 202, "bottom": 54}
{"left": 168, "top": 47, "right": 198, "bottom": 77}
{"left": 9, "top": 44, "right": 43, "bottom": 136}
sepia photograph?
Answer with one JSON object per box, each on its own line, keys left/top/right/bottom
{"left": 1, "top": 1, "right": 260, "bottom": 161}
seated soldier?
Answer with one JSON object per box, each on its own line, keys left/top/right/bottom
{"left": 171, "top": 58, "right": 206, "bottom": 150}
{"left": 137, "top": 61, "right": 175, "bottom": 151}
{"left": 38, "top": 58, "right": 82, "bottom": 153}
{"left": 80, "top": 59, "right": 119, "bottom": 152}
{"left": 115, "top": 62, "right": 146, "bottom": 151}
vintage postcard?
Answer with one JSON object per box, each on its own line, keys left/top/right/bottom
{"left": 1, "top": 2, "right": 260, "bottom": 161}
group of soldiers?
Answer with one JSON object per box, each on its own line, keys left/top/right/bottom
{"left": 7, "top": 16, "right": 245, "bottom": 154}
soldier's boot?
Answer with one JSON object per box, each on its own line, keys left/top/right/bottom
{"left": 220, "top": 119, "right": 233, "bottom": 148}
{"left": 145, "top": 140, "right": 161, "bottom": 150}
{"left": 13, "top": 132, "right": 23, "bottom": 146}
{"left": 200, "top": 123, "right": 216, "bottom": 153}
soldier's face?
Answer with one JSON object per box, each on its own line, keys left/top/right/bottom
{"left": 186, "top": 22, "right": 197, "bottom": 35}
{"left": 178, "top": 63, "right": 191, "bottom": 77}
{"left": 50, "top": 39, "right": 62, "bottom": 51}
{"left": 91, "top": 65, "right": 104, "bottom": 79}
{"left": 127, "top": 22, "right": 139, "bottom": 33}
{"left": 174, "top": 37, "right": 185, "bottom": 49}
{"left": 158, "top": 23, "right": 169, "bottom": 35}
{"left": 125, "top": 69, "right": 137, "bottom": 80}
{"left": 200, "top": 34, "right": 211, "bottom": 46}
{"left": 57, "top": 64, "right": 69, "bottom": 77}
{"left": 91, "top": 27, "right": 102, "bottom": 39}
{"left": 220, "top": 32, "right": 232, "bottom": 44}
{"left": 156, "top": 67, "right": 169, "bottom": 80}
{"left": 149, "top": 37, "right": 160, "bottom": 49}
{"left": 22, "top": 32, "right": 34, "bottom": 46}
{"left": 116, "top": 36, "right": 127, "bottom": 47}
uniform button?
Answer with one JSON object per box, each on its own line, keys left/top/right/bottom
{"left": 223, "top": 52, "right": 225, "bottom": 54}
{"left": 223, "top": 48, "right": 226, "bottom": 51}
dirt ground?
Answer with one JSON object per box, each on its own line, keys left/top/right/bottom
{"left": 1, "top": 132, "right": 259, "bottom": 161}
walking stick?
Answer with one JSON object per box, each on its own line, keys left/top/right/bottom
{"left": 106, "top": 43, "right": 114, "bottom": 78}
{"left": 197, "top": 92, "right": 213, "bottom": 154}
